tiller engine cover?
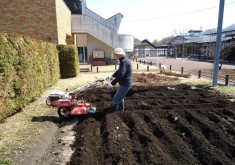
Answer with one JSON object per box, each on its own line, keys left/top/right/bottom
{"left": 70, "top": 106, "right": 88, "bottom": 115}
{"left": 52, "top": 99, "right": 72, "bottom": 107}
{"left": 70, "top": 101, "right": 96, "bottom": 115}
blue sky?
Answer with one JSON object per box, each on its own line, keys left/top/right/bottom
{"left": 86, "top": 0, "right": 235, "bottom": 41}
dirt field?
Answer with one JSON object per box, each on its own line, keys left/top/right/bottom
{"left": 1, "top": 63, "right": 235, "bottom": 165}
{"left": 35, "top": 73, "right": 233, "bottom": 165}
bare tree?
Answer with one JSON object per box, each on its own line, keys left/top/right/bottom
{"left": 201, "top": 34, "right": 235, "bottom": 70}
{"left": 170, "top": 36, "right": 182, "bottom": 58}
{"left": 200, "top": 42, "right": 216, "bottom": 60}
{"left": 134, "top": 37, "right": 142, "bottom": 45}
{"left": 199, "top": 32, "right": 216, "bottom": 60}
{"left": 219, "top": 35, "right": 235, "bottom": 69}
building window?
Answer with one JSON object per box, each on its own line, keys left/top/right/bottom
{"left": 64, "top": 0, "right": 82, "bottom": 14}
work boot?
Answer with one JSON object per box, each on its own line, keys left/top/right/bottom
{"left": 109, "top": 105, "right": 118, "bottom": 113}
{"left": 117, "top": 100, "right": 124, "bottom": 111}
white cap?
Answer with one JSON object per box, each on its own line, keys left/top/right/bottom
{"left": 113, "top": 48, "right": 125, "bottom": 56}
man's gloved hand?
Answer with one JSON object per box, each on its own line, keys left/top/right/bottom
{"left": 106, "top": 82, "right": 113, "bottom": 88}
{"left": 106, "top": 75, "right": 113, "bottom": 81}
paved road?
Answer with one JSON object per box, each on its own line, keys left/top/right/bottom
{"left": 139, "top": 57, "right": 235, "bottom": 71}
{"left": 138, "top": 56, "right": 235, "bottom": 86}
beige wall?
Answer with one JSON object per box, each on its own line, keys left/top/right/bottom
{"left": 75, "top": 33, "right": 117, "bottom": 61}
{"left": 55, "top": 0, "right": 71, "bottom": 45}
{"left": 0, "top": 0, "right": 71, "bottom": 45}
{"left": 76, "top": 34, "right": 87, "bottom": 47}
{"left": 87, "top": 34, "right": 114, "bottom": 60}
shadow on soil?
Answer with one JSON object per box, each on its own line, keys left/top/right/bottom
{"left": 31, "top": 116, "right": 61, "bottom": 124}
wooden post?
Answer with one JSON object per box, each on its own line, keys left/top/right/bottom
{"left": 91, "top": 65, "right": 93, "bottom": 72}
{"left": 159, "top": 63, "right": 161, "bottom": 69}
{"left": 115, "top": 65, "right": 117, "bottom": 70}
{"left": 170, "top": 65, "right": 172, "bottom": 71}
{"left": 181, "top": 67, "right": 184, "bottom": 74}
{"left": 97, "top": 67, "right": 99, "bottom": 73}
{"left": 225, "top": 75, "right": 229, "bottom": 86}
{"left": 137, "top": 64, "right": 139, "bottom": 70}
{"left": 198, "top": 70, "right": 201, "bottom": 78}
{"left": 147, "top": 65, "right": 149, "bottom": 72}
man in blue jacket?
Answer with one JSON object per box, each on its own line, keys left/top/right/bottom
{"left": 106, "top": 48, "right": 133, "bottom": 113}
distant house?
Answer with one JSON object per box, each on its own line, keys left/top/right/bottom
{"left": 134, "top": 39, "right": 170, "bottom": 57}
{"left": 0, "top": 0, "right": 134, "bottom": 65}
{"left": 169, "top": 25, "right": 235, "bottom": 60}
{"left": 134, "top": 25, "right": 235, "bottom": 61}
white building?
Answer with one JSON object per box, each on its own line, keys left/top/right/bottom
{"left": 65, "top": 0, "right": 134, "bottom": 65}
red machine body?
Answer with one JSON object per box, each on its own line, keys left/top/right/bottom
{"left": 54, "top": 97, "right": 96, "bottom": 118}
{"left": 46, "top": 77, "right": 104, "bottom": 118}
{"left": 70, "top": 101, "right": 92, "bottom": 115}
{"left": 51, "top": 99, "right": 72, "bottom": 107}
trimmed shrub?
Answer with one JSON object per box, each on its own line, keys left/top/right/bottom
{"left": 0, "top": 33, "right": 60, "bottom": 121}
{"left": 57, "top": 45, "right": 79, "bottom": 78}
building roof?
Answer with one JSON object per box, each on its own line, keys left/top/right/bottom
{"left": 134, "top": 39, "right": 169, "bottom": 49}
{"left": 170, "top": 23, "right": 235, "bottom": 44}
{"left": 223, "top": 24, "right": 235, "bottom": 32}
{"left": 141, "top": 39, "right": 158, "bottom": 48}
{"left": 188, "top": 30, "right": 203, "bottom": 33}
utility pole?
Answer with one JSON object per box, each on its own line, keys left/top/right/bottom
{"left": 83, "top": 46, "right": 85, "bottom": 63}
{"left": 181, "top": 32, "right": 186, "bottom": 59}
{"left": 182, "top": 34, "right": 185, "bottom": 59}
{"left": 212, "top": 0, "right": 225, "bottom": 86}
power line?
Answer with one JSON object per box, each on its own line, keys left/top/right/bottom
{"left": 123, "top": 1, "right": 235, "bottom": 23}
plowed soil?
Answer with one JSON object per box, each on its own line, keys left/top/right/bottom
{"left": 4, "top": 72, "right": 235, "bottom": 165}
{"left": 68, "top": 73, "right": 235, "bottom": 165}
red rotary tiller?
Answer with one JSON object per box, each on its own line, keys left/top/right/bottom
{"left": 46, "top": 77, "right": 105, "bottom": 118}
{"left": 56, "top": 97, "right": 96, "bottom": 118}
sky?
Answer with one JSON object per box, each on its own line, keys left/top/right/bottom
{"left": 86, "top": 0, "right": 235, "bottom": 42}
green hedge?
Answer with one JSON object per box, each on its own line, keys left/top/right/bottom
{"left": 57, "top": 45, "right": 79, "bottom": 78}
{"left": 0, "top": 33, "right": 60, "bottom": 121}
